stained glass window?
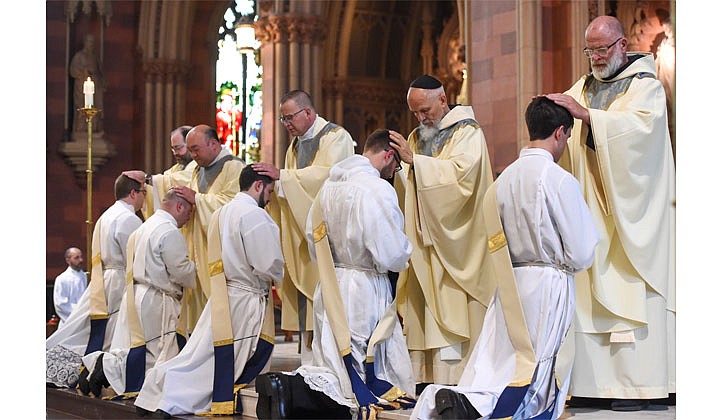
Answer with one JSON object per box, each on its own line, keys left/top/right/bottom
{"left": 216, "top": 0, "right": 262, "bottom": 162}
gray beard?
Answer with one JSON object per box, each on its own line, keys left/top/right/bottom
{"left": 417, "top": 124, "right": 440, "bottom": 144}
{"left": 591, "top": 50, "right": 624, "bottom": 80}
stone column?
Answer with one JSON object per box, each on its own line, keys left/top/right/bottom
{"left": 517, "top": 0, "right": 542, "bottom": 149}
{"left": 142, "top": 59, "right": 192, "bottom": 172}
{"left": 255, "top": 10, "right": 327, "bottom": 167}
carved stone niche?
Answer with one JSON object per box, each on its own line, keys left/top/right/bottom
{"left": 59, "top": 119, "right": 116, "bottom": 185}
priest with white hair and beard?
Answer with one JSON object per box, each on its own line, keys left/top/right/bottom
{"left": 545, "top": 15, "right": 675, "bottom": 412}
{"left": 388, "top": 75, "right": 496, "bottom": 392}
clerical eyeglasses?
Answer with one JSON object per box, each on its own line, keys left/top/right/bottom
{"left": 278, "top": 108, "right": 307, "bottom": 123}
{"left": 583, "top": 37, "right": 622, "bottom": 58}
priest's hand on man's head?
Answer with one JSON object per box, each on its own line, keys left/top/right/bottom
{"left": 388, "top": 130, "right": 413, "bottom": 166}
{"left": 251, "top": 162, "right": 281, "bottom": 181}
{"left": 544, "top": 93, "right": 590, "bottom": 125}
{"left": 122, "top": 170, "right": 146, "bottom": 184}
{"left": 172, "top": 185, "right": 196, "bottom": 205}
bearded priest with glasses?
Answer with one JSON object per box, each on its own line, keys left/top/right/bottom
{"left": 544, "top": 15, "right": 676, "bottom": 412}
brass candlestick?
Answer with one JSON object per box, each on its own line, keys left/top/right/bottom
{"left": 80, "top": 107, "right": 99, "bottom": 274}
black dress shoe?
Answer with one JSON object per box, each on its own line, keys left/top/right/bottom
{"left": 77, "top": 365, "right": 91, "bottom": 395}
{"left": 255, "top": 373, "right": 291, "bottom": 419}
{"left": 435, "top": 388, "right": 480, "bottom": 420}
{"left": 567, "top": 396, "right": 612, "bottom": 409}
{"left": 87, "top": 354, "right": 110, "bottom": 398}
{"left": 651, "top": 393, "right": 676, "bottom": 406}
{"left": 155, "top": 409, "right": 172, "bottom": 419}
{"left": 135, "top": 406, "right": 151, "bottom": 417}
{"left": 610, "top": 399, "right": 650, "bottom": 411}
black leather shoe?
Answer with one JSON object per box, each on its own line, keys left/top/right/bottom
{"left": 155, "top": 409, "right": 172, "bottom": 419}
{"left": 651, "top": 393, "right": 676, "bottom": 406}
{"left": 610, "top": 399, "right": 650, "bottom": 411}
{"left": 567, "top": 396, "right": 612, "bottom": 409}
{"left": 435, "top": 388, "right": 480, "bottom": 420}
{"left": 77, "top": 365, "right": 91, "bottom": 395}
{"left": 87, "top": 354, "right": 110, "bottom": 398}
{"left": 135, "top": 406, "right": 151, "bottom": 417}
{"left": 255, "top": 373, "right": 291, "bottom": 419}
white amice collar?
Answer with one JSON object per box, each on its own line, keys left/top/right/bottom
{"left": 208, "top": 146, "right": 232, "bottom": 167}
{"left": 299, "top": 115, "right": 327, "bottom": 142}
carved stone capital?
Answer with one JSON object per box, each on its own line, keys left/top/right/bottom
{"left": 322, "top": 78, "right": 350, "bottom": 98}
{"left": 323, "top": 78, "right": 405, "bottom": 106}
{"left": 142, "top": 59, "right": 192, "bottom": 83}
{"left": 255, "top": 15, "right": 327, "bottom": 45}
{"left": 59, "top": 131, "right": 117, "bottom": 185}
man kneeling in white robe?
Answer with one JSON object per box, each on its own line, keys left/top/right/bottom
{"left": 134, "top": 165, "right": 285, "bottom": 418}
{"left": 47, "top": 174, "right": 144, "bottom": 390}
{"left": 82, "top": 189, "right": 196, "bottom": 398}
{"left": 411, "top": 97, "right": 599, "bottom": 420}
{"left": 255, "top": 129, "right": 415, "bottom": 419}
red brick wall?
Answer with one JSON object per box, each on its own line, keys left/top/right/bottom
{"left": 46, "top": 1, "right": 142, "bottom": 280}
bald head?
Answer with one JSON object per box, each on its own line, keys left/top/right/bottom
{"left": 161, "top": 189, "right": 194, "bottom": 228}
{"left": 64, "top": 247, "right": 84, "bottom": 271}
{"left": 586, "top": 15, "right": 625, "bottom": 40}
{"left": 584, "top": 15, "right": 628, "bottom": 79}
{"left": 186, "top": 124, "right": 221, "bottom": 167}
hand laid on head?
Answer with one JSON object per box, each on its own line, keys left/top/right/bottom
{"left": 388, "top": 130, "right": 413, "bottom": 166}
{"left": 543, "top": 93, "right": 590, "bottom": 125}
{"left": 122, "top": 170, "right": 146, "bottom": 185}
{"left": 251, "top": 162, "right": 281, "bottom": 180}
{"left": 172, "top": 185, "right": 196, "bottom": 205}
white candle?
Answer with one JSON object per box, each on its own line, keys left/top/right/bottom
{"left": 83, "top": 77, "right": 95, "bottom": 108}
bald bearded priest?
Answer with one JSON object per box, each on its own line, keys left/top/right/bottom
{"left": 389, "top": 75, "right": 495, "bottom": 388}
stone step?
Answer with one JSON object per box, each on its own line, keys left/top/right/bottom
{"left": 47, "top": 336, "right": 413, "bottom": 419}
{"left": 47, "top": 386, "right": 413, "bottom": 419}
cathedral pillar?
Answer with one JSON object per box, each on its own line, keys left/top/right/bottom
{"left": 137, "top": 1, "right": 193, "bottom": 174}
{"left": 517, "top": 0, "right": 542, "bottom": 148}
{"left": 255, "top": 7, "right": 327, "bottom": 167}
{"left": 142, "top": 59, "right": 192, "bottom": 172}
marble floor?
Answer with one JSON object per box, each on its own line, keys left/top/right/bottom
{"left": 269, "top": 333, "right": 677, "bottom": 420}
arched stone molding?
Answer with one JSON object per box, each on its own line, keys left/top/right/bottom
{"left": 137, "top": 0, "right": 195, "bottom": 173}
